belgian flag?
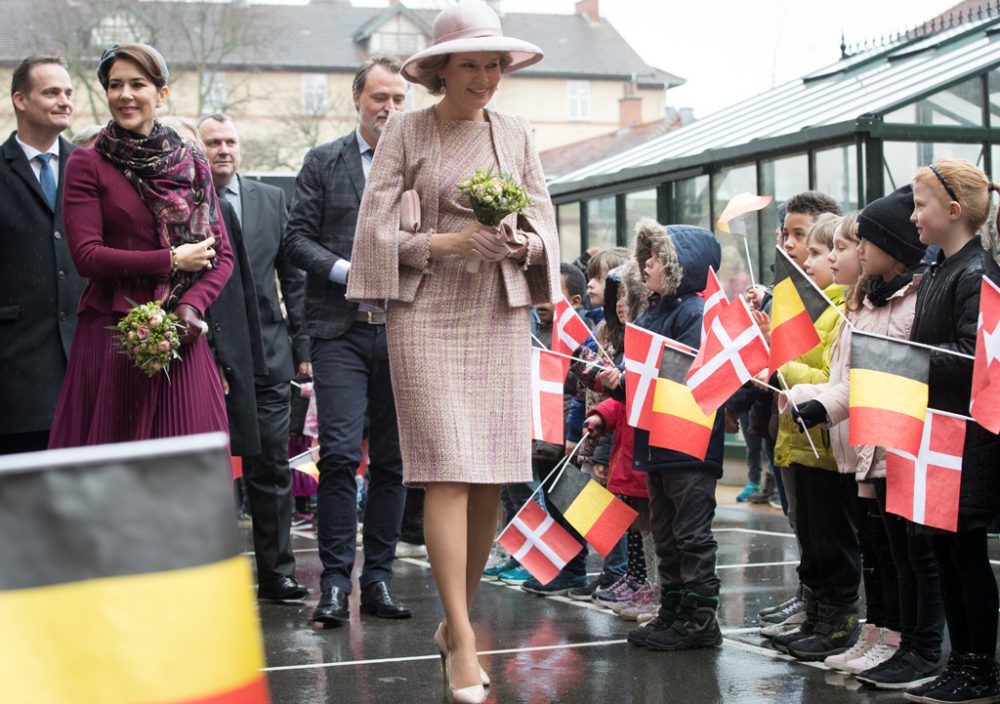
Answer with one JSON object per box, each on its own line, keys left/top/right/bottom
{"left": 849, "top": 331, "right": 929, "bottom": 456}
{"left": 769, "top": 247, "right": 831, "bottom": 371}
{"left": 548, "top": 467, "right": 638, "bottom": 558}
{"left": 650, "top": 341, "right": 717, "bottom": 460}
{"left": 0, "top": 434, "right": 270, "bottom": 704}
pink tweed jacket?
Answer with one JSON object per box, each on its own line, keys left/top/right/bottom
{"left": 346, "top": 107, "right": 560, "bottom": 307}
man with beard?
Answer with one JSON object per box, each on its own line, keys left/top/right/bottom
{"left": 284, "top": 56, "right": 411, "bottom": 627}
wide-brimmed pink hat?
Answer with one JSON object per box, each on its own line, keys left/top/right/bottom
{"left": 400, "top": 1, "right": 543, "bottom": 82}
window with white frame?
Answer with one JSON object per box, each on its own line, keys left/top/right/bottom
{"left": 201, "top": 71, "right": 226, "bottom": 115}
{"left": 302, "top": 73, "right": 328, "bottom": 116}
{"left": 91, "top": 12, "right": 149, "bottom": 47}
{"left": 567, "top": 80, "right": 591, "bottom": 121}
{"left": 370, "top": 14, "right": 427, "bottom": 55}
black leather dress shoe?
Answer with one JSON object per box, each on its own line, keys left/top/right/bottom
{"left": 312, "top": 587, "right": 350, "bottom": 627}
{"left": 360, "top": 581, "right": 411, "bottom": 619}
{"left": 258, "top": 576, "right": 309, "bottom": 601}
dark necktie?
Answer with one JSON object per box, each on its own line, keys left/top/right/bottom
{"left": 35, "top": 153, "right": 57, "bottom": 209}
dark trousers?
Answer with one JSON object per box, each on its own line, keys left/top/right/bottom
{"left": 243, "top": 381, "right": 296, "bottom": 586}
{"left": 312, "top": 324, "right": 404, "bottom": 592}
{"left": 931, "top": 528, "right": 999, "bottom": 656}
{"left": 0, "top": 431, "right": 49, "bottom": 455}
{"left": 794, "top": 465, "right": 861, "bottom": 604}
{"left": 854, "top": 493, "right": 901, "bottom": 632}
{"left": 646, "top": 468, "right": 720, "bottom": 597}
{"left": 501, "top": 482, "right": 537, "bottom": 524}
{"left": 872, "top": 479, "right": 944, "bottom": 659}
{"left": 399, "top": 487, "right": 425, "bottom": 545}
{"left": 740, "top": 413, "right": 763, "bottom": 486}
{"left": 535, "top": 455, "right": 588, "bottom": 578}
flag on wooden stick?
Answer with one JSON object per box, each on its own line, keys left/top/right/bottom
{"left": 971, "top": 276, "right": 1000, "bottom": 433}
{"left": 650, "top": 342, "right": 718, "bottom": 460}
{"left": 686, "top": 297, "right": 770, "bottom": 415}
{"left": 886, "top": 409, "right": 965, "bottom": 532}
{"left": 769, "top": 246, "right": 832, "bottom": 371}
{"left": 701, "top": 267, "right": 728, "bottom": 343}
{"left": 553, "top": 295, "right": 593, "bottom": 356}
{"left": 497, "top": 500, "right": 583, "bottom": 585}
{"left": 547, "top": 467, "right": 638, "bottom": 557}
{"left": 531, "top": 348, "right": 568, "bottom": 444}
{"left": 624, "top": 323, "right": 668, "bottom": 431}
{"left": 849, "top": 332, "right": 929, "bottom": 456}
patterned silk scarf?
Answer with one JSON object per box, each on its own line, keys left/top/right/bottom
{"left": 94, "top": 120, "right": 223, "bottom": 307}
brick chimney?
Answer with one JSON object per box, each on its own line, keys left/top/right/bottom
{"left": 575, "top": 0, "right": 599, "bottom": 21}
{"left": 619, "top": 95, "right": 642, "bottom": 128}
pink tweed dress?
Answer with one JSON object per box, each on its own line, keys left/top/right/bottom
{"left": 386, "top": 120, "right": 531, "bottom": 485}
{"left": 347, "top": 107, "right": 561, "bottom": 487}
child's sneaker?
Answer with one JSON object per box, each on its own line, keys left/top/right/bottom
{"left": 521, "top": 572, "right": 588, "bottom": 596}
{"left": 483, "top": 544, "right": 509, "bottom": 571}
{"left": 736, "top": 482, "right": 760, "bottom": 502}
{"left": 497, "top": 564, "right": 532, "bottom": 585}
{"left": 566, "top": 571, "right": 617, "bottom": 601}
{"left": 825, "top": 622, "right": 879, "bottom": 671}
{"left": 903, "top": 652, "right": 999, "bottom": 703}
{"left": 760, "top": 608, "right": 807, "bottom": 638}
{"left": 593, "top": 576, "right": 640, "bottom": 608}
{"left": 618, "top": 583, "right": 661, "bottom": 620}
{"left": 483, "top": 557, "right": 518, "bottom": 579}
{"left": 636, "top": 610, "right": 658, "bottom": 625}
{"left": 291, "top": 512, "right": 314, "bottom": 528}
{"left": 758, "top": 589, "right": 803, "bottom": 624}
{"left": 843, "top": 628, "right": 900, "bottom": 675}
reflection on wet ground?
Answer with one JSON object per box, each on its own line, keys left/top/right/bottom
{"left": 246, "top": 487, "right": 1000, "bottom": 704}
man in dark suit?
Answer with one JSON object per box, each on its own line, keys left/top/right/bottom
{"left": 200, "top": 113, "right": 309, "bottom": 601}
{"left": 0, "top": 56, "right": 84, "bottom": 455}
{"left": 284, "top": 56, "right": 411, "bottom": 626}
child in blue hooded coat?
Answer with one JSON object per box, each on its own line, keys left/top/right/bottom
{"left": 602, "top": 219, "right": 726, "bottom": 652}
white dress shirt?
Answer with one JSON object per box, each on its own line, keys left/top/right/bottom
{"left": 15, "top": 134, "right": 60, "bottom": 189}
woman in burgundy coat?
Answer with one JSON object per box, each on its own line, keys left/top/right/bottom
{"left": 49, "top": 44, "right": 232, "bottom": 448}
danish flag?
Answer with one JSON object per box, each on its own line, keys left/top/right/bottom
{"left": 701, "top": 267, "right": 728, "bottom": 342}
{"left": 624, "top": 323, "right": 667, "bottom": 431}
{"left": 686, "top": 296, "right": 770, "bottom": 415}
{"left": 497, "top": 499, "right": 583, "bottom": 585}
{"left": 886, "top": 409, "right": 966, "bottom": 532}
{"left": 553, "top": 296, "right": 593, "bottom": 356}
{"left": 971, "top": 276, "right": 1000, "bottom": 433}
{"left": 531, "top": 348, "right": 568, "bottom": 445}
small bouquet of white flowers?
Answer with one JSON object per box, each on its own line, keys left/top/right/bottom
{"left": 457, "top": 168, "right": 531, "bottom": 272}
{"left": 112, "top": 299, "right": 184, "bottom": 379}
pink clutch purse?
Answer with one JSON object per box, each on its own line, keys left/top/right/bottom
{"left": 400, "top": 190, "right": 420, "bottom": 233}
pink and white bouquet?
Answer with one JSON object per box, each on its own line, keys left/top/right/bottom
{"left": 113, "top": 299, "right": 183, "bottom": 378}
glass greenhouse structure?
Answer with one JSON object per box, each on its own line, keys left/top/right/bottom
{"left": 547, "top": 12, "right": 1000, "bottom": 298}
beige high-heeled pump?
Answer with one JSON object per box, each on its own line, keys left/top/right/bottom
{"left": 433, "top": 622, "right": 490, "bottom": 687}
{"left": 441, "top": 650, "right": 487, "bottom": 704}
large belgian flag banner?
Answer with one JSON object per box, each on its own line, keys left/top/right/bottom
{"left": 849, "top": 332, "right": 930, "bottom": 457}
{"left": 0, "top": 433, "right": 270, "bottom": 704}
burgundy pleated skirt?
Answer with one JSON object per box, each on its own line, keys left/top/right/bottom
{"left": 48, "top": 311, "right": 229, "bottom": 449}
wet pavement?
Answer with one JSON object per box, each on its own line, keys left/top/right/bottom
{"left": 243, "top": 488, "right": 1000, "bottom": 704}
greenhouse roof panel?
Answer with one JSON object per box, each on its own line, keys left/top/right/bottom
{"left": 550, "top": 17, "right": 1000, "bottom": 188}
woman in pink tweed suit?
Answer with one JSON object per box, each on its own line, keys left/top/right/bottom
{"left": 345, "top": 4, "right": 559, "bottom": 701}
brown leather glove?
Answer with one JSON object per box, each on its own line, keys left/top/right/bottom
{"left": 175, "top": 303, "right": 207, "bottom": 346}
